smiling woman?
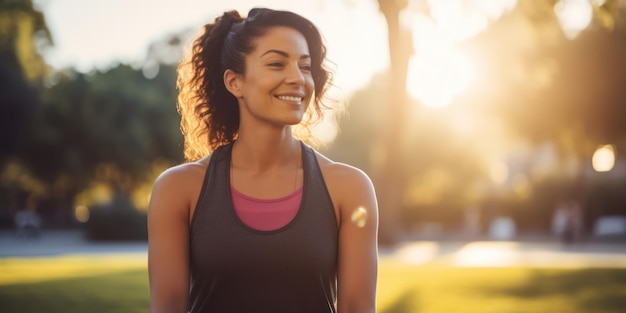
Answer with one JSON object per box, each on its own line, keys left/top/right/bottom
{"left": 147, "top": 7, "right": 378, "bottom": 313}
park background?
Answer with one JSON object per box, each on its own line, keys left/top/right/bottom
{"left": 1, "top": 0, "right": 626, "bottom": 312}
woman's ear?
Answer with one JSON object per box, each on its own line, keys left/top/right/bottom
{"left": 224, "top": 69, "right": 243, "bottom": 98}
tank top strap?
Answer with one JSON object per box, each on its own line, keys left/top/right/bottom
{"left": 190, "top": 142, "right": 233, "bottom": 229}
{"left": 300, "top": 142, "right": 335, "bottom": 215}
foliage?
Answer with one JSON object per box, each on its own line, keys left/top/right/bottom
{"left": 1, "top": 63, "right": 183, "bottom": 227}
{"left": 1, "top": 60, "right": 184, "bottom": 228}
{"left": 463, "top": 0, "right": 626, "bottom": 157}
{"left": 34, "top": 64, "right": 182, "bottom": 184}
{"left": 0, "top": 64, "right": 40, "bottom": 163}
{"left": 457, "top": 1, "right": 626, "bottom": 234}
{"left": 328, "top": 72, "right": 487, "bottom": 231}
{"left": 335, "top": 0, "right": 626, "bottom": 240}
{"left": 0, "top": 0, "right": 50, "bottom": 222}
{"left": 0, "top": 0, "right": 192, "bottom": 227}
{"left": 585, "top": 175, "right": 626, "bottom": 229}
{"left": 507, "top": 175, "right": 577, "bottom": 232}
{"left": 84, "top": 196, "right": 148, "bottom": 241}
{"left": 0, "top": 0, "right": 49, "bottom": 162}
{"left": 2, "top": 0, "right": 626, "bottom": 234}
{"left": 0, "top": 0, "right": 52, "bottom": 85}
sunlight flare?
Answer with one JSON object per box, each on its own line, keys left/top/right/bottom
{"left": 554, "top": 0, "right": 593, "bottom": 39}
{"left": 351, "top": 207, "right": 368, "bottom": 228}
{"left": 405, "top": 0, "right": 517, "bottom": 107}
{"left": 490, "top": 162, "right": 509, "bottom": 185}
{"left": 592, "top": 144, "right": 616, "bottom": 172}
{"left": 455, "top": 241, "right": 521, "bottom": 267}
{"left": 74, "top": 205, "right": 90, "bottom": 223}
{"left": 407, "top": 49, "right": 475, "bottom": 108}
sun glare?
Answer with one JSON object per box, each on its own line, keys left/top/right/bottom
{"left": 490, "top": 162, "right": 509, "bottom": 185}
{"left": 74, "top": 205, "right": 90, "bottom": 223}
{"left": 405, "top": 0, "right": 517, "bottom": 108}
{"left": 592, "top": 144, "right": 616, "bottom": 172}
{"left": 407, "top": 48, "right": 475, "bottom": 108}
{"left": 455, "top": 242, "right": 520, "bottom": 267}
{"left": 554, "top": 0, "right": 593, "bottom": 39}
{"left": 351, "top": 207, "right": 368, "bottom": 228}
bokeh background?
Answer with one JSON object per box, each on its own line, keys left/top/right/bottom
{"left": 1, "top": 0, "right": 626, "bottom": 312}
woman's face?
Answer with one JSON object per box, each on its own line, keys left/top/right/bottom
{"left": 235, "top": 26, "right": 314, "bottom": 128}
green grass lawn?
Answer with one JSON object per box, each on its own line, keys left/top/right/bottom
{"left": 1, "top": 255, "right": 625, "bottom": 313}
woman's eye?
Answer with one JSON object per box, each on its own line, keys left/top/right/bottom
{"left": 268, "top": 62, "right": 284, "bottom": 67}
{"left": 300, "top": 65, "right": 312, "bottom": 71}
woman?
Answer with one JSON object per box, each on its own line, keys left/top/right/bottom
{"left": 148, "top": 8, "right": 378, "bottom": 313}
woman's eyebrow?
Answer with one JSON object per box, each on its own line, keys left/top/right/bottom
{"left": 260, "top": 49, "right": 311, "bottom": 60}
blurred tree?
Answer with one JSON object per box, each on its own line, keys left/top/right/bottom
{"left": 20, "top": 64, "right": 183, "bottom": 225}
{"left": 353, "top": 0, "right": 626, "bottom": 240}
{"left": 329, "top": 72, "right": 486, "bottom": 238}
{"left": 0, "top": 0, "right": 51, "bottom": 222}
{"left": 461, "top": 0, "right": 626, "bottom": 230}
{"left": 0, "top": 3, "right": 187, "bottom": 226}
{"left": 0, "top": 63, "right": 39, "bottom": 162}
{"left": 465, "top": 0, "right": 626, "bottom": 158}
{"left": 0, "top": 0, "right": 52, "bottom": 85}
{"left": 375, "top": 0, "right": 414, "bottom": 245}
{"left": 0, "top": 0, "right": 51, "bottom": 160}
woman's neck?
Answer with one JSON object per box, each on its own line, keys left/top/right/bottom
{"left": 233, "top": 127, "right": 300, "bottom": 171}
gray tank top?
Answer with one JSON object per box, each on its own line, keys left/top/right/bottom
{"left": 188, "top": 142, "right": 338, "bottom": 313}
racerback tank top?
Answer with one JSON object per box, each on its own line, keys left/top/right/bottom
{"left": 188, "top": 141, "right": 338, "bottom": 313}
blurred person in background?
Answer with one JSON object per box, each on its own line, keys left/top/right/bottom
{"left": 147, "top": 7, "right": 378, "bottom": 313}
{"left": 553, "top": 199, "right": 583, "bottom": 245}
{"left": 14, "top": 208, "right": 41, "bottom": 238}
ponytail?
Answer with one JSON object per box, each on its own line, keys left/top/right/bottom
{"left": 177, "top": 11, "right": 244, "bottom": 161}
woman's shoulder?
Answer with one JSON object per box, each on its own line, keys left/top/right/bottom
{"left": 313, "top": 150, "right": 378, "bottom": 224}
{"left": 149, "top": 155, "right": 213, "bottom": 218}
{"left": 153, "top": 155, "right": 211, "bottom": 192}
{"left": 314, "top": 151, "right": 374, "bottom": 189}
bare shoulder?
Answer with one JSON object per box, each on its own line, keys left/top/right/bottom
{"left": 155, "top": 157, "right": 209, "bottom": 186}
{"left": 314, "top": 151, "right": 374, "bottom": 189}
{"left": 149, "top": 155, "right": 211, "bottom": 218}
{"left": 314, "top": 151, "right": 378, "bottom": 228}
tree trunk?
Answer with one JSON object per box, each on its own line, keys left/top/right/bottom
{"left": 376, "top": 0, "right": 413, "bottom": 245}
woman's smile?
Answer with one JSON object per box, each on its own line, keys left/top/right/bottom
{"left": 276, "top": 94, "right": 305, "bottom": 105}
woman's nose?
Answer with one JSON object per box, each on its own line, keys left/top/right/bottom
{"left": 285, "top": 65, "right": 305, "bottom": 85}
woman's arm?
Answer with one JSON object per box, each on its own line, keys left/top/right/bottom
{"left": 329, "top": 164, "right": 379, "bottom": 313}
{"left": 148, "top": 165, "right": 199, "bottom": 313}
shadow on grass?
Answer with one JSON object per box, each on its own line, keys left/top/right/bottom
{"left": 0, "top": 269, "right": 149, "bottom": 313}
{"left": 480, "top": 268, "right": 626, "bottom": 311}
{"left": 380, "top": 288, "right": 420, "bottom": 313}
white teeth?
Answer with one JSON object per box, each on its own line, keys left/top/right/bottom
{"left": 277, "top": 96, "right": 303, "bottom": 102}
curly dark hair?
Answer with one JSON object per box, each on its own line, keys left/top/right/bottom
{"left": 177, "top": 8, "right": 334, "bottom": 161}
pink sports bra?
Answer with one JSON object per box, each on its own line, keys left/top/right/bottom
{"left": 230, "top": 186, "right": 303, "bottom": 231}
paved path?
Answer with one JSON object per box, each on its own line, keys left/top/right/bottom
{"left": 2, "top": 230, "right": 626, "bottom": 268}
{"left": 0, "top": 230, "right": 147, "bottom": 258}
{"left": 386, "top": 240, "right": 626, "bottom": 268}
